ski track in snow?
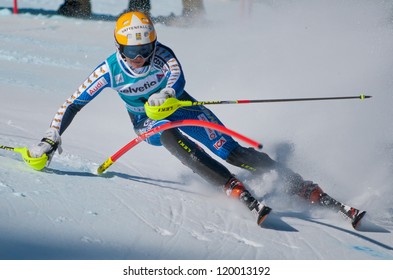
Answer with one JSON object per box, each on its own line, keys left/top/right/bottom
{"left": 1, "top": 135, "right": 393, "bottom": 259}
{"left": 204, "top": 223, "right": 264, "bottom": 248}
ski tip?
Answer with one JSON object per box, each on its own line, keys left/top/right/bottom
{"left": 352, "top": 210, "right": 366, "bottom": 230}
{"left": 257, "top": 206, "right": 272, "bottom": 226}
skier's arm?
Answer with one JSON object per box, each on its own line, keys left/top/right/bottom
{"left": 51, "top": 62, "right": 112, "bottom": 135}
{"left": 154, "top": 43, "right": 186, "bottom": 97}
{"left": 29, "top": 62, "right": 111, "bottom": 159}
{"left": 147, "top": 43, "right": 186, "bottom": 107}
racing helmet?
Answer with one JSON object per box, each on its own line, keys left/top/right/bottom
{"left": 114, "top": 11, "right": 157, "bottom": 60}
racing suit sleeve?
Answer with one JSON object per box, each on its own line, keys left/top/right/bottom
{"left": 50, "top": 62, "right": 111, "bottom": 135}
{"left": 154, "top": 42, "right": 186, "bottom": 97}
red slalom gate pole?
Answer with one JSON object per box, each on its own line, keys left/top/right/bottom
{"left": 13, "top": 0, "right": 18, "bottom": 14}
{"left": 97, "top": 119, "right": 263, "bottom": 174}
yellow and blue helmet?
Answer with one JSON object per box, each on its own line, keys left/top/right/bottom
{"left": 114, "top": 11, "right": 157, "bottom": 60}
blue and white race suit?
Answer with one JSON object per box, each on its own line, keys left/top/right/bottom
{"left": 50, "top": 42, "right": 240, "bottom": 160}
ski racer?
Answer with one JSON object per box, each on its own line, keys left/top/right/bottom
{"left": 29, "top": 11, "right": 365, "bottom": 227}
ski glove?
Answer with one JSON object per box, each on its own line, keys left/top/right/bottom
{"left": 147, "top": 88, "right": 176, "bottom": 106}
{"left": 29, "top": 127, "right": 63, "bottom": 158}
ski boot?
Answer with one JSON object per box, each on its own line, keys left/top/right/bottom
{"left": 336, "top": 203, "right": 367, "bottom": 229}
{"left": 225, "top": 177, "right": 272, "bottom": 226}
{"left": 300, "top": 181, "right": 366, "bottom": 229}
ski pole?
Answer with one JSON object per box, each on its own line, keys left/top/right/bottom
{"left": 0, "top": 145, "right": 15, "bottom": 152}
{"left": 97, "top": 119, "right": 263, "bottom": 174}
{"left": 1, "top": 145, "right": 48, "bottom": 170}
{"left": 144, "top": 94, "right": 372, "bottom": 120}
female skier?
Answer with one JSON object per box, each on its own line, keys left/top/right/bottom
{"left": 29, "top": 11, "right": 365, "bottom": 227}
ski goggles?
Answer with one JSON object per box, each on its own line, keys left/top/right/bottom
{"left": 120, "top": 41, "right": 156, "bottom": 60}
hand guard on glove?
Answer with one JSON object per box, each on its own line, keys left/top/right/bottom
{"left": 147, "top": 88, "right": 176, "bottom": 106}
{"left": 29, "top": 127, "right": 63, "bottom": 159}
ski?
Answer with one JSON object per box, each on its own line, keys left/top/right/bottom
{"left": 257, "top": 205, "right": 272, "bottom": 226}
{"left": 319, "top": 193, "right": 366, "bottom": 230}
{"left": 352, "top": 211, "right": 367, "bottom": 229}
{"left": 250, "top": 193, "right": 366, "bottom": 230}
{"left": 339, "top": 205, "right": 367, "bottom": 230}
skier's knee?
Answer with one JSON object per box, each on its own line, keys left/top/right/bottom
{"left": 226, "top": 146, "right": 276, "bottom": 173}
{"left": 133, "top": 118, "right": 170, "bottom": 146}
{"left": 161, "top": 129, "right": 232, "bottom": 186}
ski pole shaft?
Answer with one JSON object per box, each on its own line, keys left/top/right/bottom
{"left": 190, "top": 94, "right": 372, "bottom": 106}
{"left": 145, "top": 94, "right": 371, "bottom": 120}
{"left": 0, "top": 145, "right": 16, "bottom": 151}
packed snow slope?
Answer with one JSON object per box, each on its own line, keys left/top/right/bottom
{"left": 0, "top": 0, "right": 392, "bottom": 260}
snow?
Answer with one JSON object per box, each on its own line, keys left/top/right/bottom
{"left": 0, "top": 0, "right": 393, "bottom": 270}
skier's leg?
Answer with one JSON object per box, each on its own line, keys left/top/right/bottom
{"left": 226, "top": 146, "right": 365, "bottom": 222}
{"left": 160, "top": 128, "right": 230, "bottom": 186}
{"left": 225, "top": 146, "right": 331, "bottom": 204}
{"left": 226, "top": 147, "right": 305, "bottom": 192}
{"left": 160, "top": 128, "right": 262, "bottom": 212}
